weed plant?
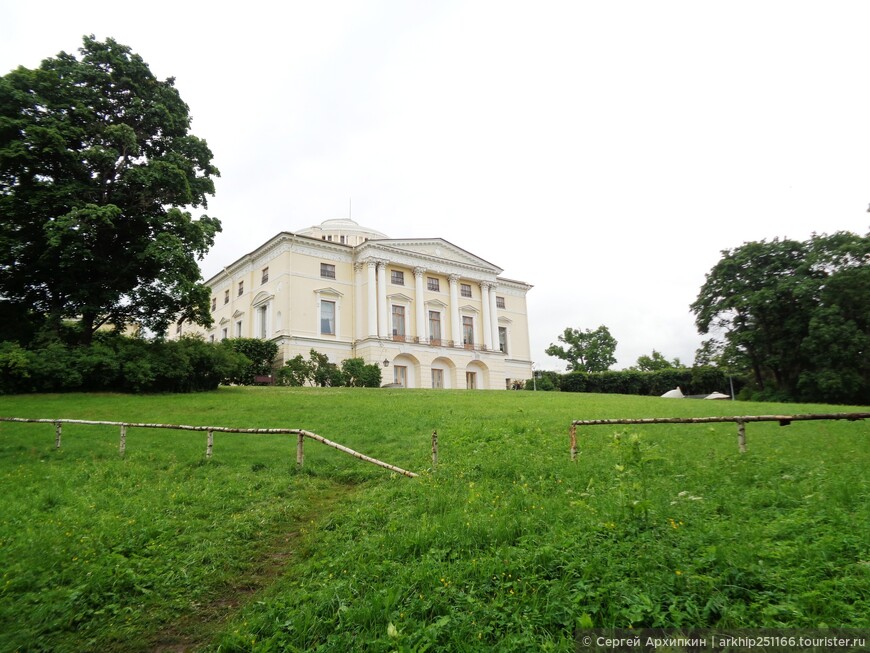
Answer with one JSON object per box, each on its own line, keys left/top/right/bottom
{"left": 0, "top": 389, "right": 867, "bottom": 651}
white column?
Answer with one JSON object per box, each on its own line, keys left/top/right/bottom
{"left": 366, "top": 261, "right": 378, "bottom": 337}
{"left": 480, "top": 282, "right": 493, "bottom": 351}
{"left": 414, "top": 267, "right": 426, "bottom": 342}
{"left": 377, "top": 261, "right": 388, "bottom": 339}
{"left": 489, "top": 284, "right": 500, "bottom": 351}
{"left": 449, "top": 274, "right": 461, "bottom": 347}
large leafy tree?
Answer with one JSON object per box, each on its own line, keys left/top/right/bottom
{"left": 690, "top": 231, "right": 869, "bottom": 403}
{"left": 546, "top": 325, "right": 617, "bottom": 372}
{"left": 0, "top": 36, "right": 220, "bottom": 344}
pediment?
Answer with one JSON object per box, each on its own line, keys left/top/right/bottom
{"left": 252, "top": 291, "right": 274, "bottom": 306}
{"left": 314, "top": 287, "right": 343, "bottom": 298}
{"left": 362, "top": 238, "right": 503, "bottom": 275}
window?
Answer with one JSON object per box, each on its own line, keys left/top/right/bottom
{"left": 461, "top": 283, "right": 472, "bottom": 298}
{"left": 320, "top": 263, "right": 336, "bottom": 279}
{"left": 496, "top": 296, "right": 506, "bottom": 309}
{"left": 391, "top": 270, "right": 405, "bottom": 285}
{"left": 428, "top": 310, "right": 441, "bottom": 345}
{"left": 427, "top": 277, "right": 440, "bottom": 292}
{"left": 261, "top": 267, "right": 269, "bottom": 284}
{"left": 320, "top": 300, "right": 335, "bottom": 335}
{"left": 221, "top": 327, "right": 228, "bottom": 340}
{"left": 257, "top": 305, "right": 267, "bottom": 338}
{"left": 340, "top": 235, "right": 346, "bottom": 244}
{"left": 466, "top": 371, "right": 476, "bottom": 389}
{"left": 392, "top": 305, "right": 406, "bottom": 340}
{"left": 211, "top": 297, "right": 216, "bottom": 311}
{"left": 394, "top": 365, "right": 408, "bottom": 388}
{"left": 499, "top": 326, "right": 508, "bottom": 354}
{"left": 209, "top": 334, "right": 215, "bottom": 343}
{"left": 224, "top": 289, "right": 229, "bottom": 305}
{"left": 176, "top": 323, "right": 182, "bottom": 336}
{"left": 432, "top": 369, "right": 444, "bottom": 389}
{"left": 463, "top": 316, "right": 474, "bottom": 347}
{"left": 235, "top": 320, "right": 243, "bottom": 337}
{"left": 238, "top": 280, "right": 244, "bottom": 296}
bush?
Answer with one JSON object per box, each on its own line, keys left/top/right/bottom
{"left": 341, "top": 358, "right": 382, "bottom": 388}
{"left": 0, "top": 342, "right": 31, "bottom": 394}
{"left": 219, "top": 338, "right": 279, "bottom": 385}
{"left": 0, "top": 334, "right": 250, "bottom": 394}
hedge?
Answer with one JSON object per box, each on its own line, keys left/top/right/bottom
{"left": 559, "top": 367, "right": 742, "bottom": 397}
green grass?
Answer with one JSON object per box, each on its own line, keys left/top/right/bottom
{"left": 0, "top": 388, "right": 867, "bottom": 651}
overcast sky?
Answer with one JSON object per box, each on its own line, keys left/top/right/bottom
{"left": 3, "top": 1, "right": 869, "bottom": 370}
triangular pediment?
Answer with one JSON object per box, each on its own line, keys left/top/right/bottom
{"left": 361, "top": 238, "right": 503, "bottom": 274}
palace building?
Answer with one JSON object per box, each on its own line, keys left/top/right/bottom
{"left": 173, "top": 218, "right": 533, "bottom": 389}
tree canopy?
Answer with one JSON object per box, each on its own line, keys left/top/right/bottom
{"left": 545, "top": 325, "right": 617, "bottom": 373}
{"left": 632, "top": 350, "right": 682, "bottom": 372}
{"left": 690, "top": 231, "right": 869, "bottom": 403}
{"left": 0, "top": 36, "right": 220, "bottom": 344}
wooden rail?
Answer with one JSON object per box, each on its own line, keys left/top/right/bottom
{"left": 0, "top": 417, "right": 418, "bottom": 478}
{"left": 569, "top": 412, "right": 870, "bottom": 459}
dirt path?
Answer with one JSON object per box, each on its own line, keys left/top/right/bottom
{"left": 147, "top": 481, "right": 358, "bottom": 652}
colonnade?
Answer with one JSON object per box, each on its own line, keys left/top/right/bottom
{"left": 360, "top": 259, "right": 500, "bottom": 349}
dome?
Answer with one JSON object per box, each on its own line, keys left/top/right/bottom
{"left": 297, "top": 218, "right": 388, "bottom": 246}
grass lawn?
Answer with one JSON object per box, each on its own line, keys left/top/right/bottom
{"left": 0, "top": 388, "right": 867, "bottom": 651}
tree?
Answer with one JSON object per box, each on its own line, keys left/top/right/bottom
{"left": 691, "top": 231, "right": 869, "bottom": 403}
{"left": 0, "top": 36, "right": 220, "bottom": 344}
{"left": 545, "top": 325, "right": 617, "bottom": 372}
{"left": 632, "top": 350, "right": 682, "bottom": 371}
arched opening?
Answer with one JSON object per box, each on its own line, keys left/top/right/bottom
{"left": 430, "top": 356, "right": 456, "bottom": 389}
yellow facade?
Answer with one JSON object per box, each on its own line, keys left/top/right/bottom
{"left": 174, "top": 219, "right": 533, "bottom": 389}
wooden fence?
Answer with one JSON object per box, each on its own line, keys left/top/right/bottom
{"left": 569, "top": 412, "right": 870, "bottom": 460}
{"left": 0, "top": 417, "right": 419, "bottom": 478}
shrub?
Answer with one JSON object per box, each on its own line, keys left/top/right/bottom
{"left": 0, "top": 334, "right": 251, "bottom": 394}
{"left": 341, "top": 358, "right": 382, "bottom": 388}
{"left": 0, "top": 342, "right": 31, "bottom": 394}
{"left": 219, "top": 338, "right": 278, "bottom": 385}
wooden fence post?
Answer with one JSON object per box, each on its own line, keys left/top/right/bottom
{"left": 119, "top": 425, "right": 127, "bottom": 456}
{"left": 432, "top": 430, "right": 438, "bottom": 470}
{"left": 570, "top": 424, "right": 577, "bottom": 461}
{"left": 737, "top": 421, "right": 746, "bottom": 453}
{"left": 206, "top": 430, "right": 214, "bottom": 458}
{"left": 54, "top": 421, "right": 62, "bottom": 449}
{"left": 296, "top": 432, "right": 305, "bottom": 469}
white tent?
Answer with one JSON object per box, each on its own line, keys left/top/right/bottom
{"left": 661, "top": 387, "right": 684, "bottom": 399}
{"left": 705, "top": 392, "right": 730, "bottom": 400}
